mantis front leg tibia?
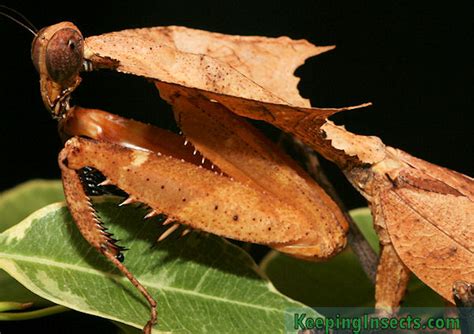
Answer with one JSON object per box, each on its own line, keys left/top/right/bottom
{"left": 58, "top": 147, "right": 157, "bottom": 334}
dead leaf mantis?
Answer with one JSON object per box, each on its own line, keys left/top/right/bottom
{"left": 29, "top": 21, "right": 357, "bottom": 332}
{"left": 2, "top": 10, "right": 472, "bottom": 332}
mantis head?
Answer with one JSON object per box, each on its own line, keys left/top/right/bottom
{"left": 31, "top": 22, "right": 84, "bottom": 118}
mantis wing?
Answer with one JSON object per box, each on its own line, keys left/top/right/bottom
{"left": 381, "top": 148, "right": 474, "bottom": 303}
{"left": 84, "top": 26, "right": 367, "bottom": 166}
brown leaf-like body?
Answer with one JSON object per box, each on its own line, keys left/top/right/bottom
{"left": 343, "top": 143, "right": 474, "bottom": 304}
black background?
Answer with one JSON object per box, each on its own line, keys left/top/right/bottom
{"left": 0, "top": 1, "right": 472, "bottom": 209}
{"left": 0, "top": 1, "right": 472, "bottom": 332}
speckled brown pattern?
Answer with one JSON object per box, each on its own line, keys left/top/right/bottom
{"left": 60, "top": 136, "right": 340, "bottom": 248}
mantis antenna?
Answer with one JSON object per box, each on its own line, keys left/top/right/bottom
{"left": 0, "top": 5, "right": 38, "bottom": 36}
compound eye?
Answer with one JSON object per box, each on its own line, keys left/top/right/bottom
{"left": 45, "top": 28, "right": 84, "bottom": 84}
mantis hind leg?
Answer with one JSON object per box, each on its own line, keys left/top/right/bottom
{"left": 58, "top": 144, "right": 157, "bottom": 334}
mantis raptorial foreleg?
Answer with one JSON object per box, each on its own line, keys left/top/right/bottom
{"left": 57, "top": 104, "right": 349, "bottom": 332}
{"left": 60, "top": 106, "right": 347, "bottom": 254}
{"left": 60, "top": 136, "right": 317, "bottom": 245}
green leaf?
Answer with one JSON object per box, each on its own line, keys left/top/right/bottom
{"left": 404, "top": 276, "right": 444, "bottom": 307}
{"left": 261, "top": 208, "right": 444, "bottom": 309}
{"left": 349, "top": 207, "right": 379, "bottom": 254}
{"left": 0, "top": 180, "right": 64, "bottom": 233}
{"left": 0, "top": 197, "right": 319, "bottom": 333}
{"left": 0, "top": 180, "right": 64, "bottom": 308}
{"left": 261, "top": 249, "right": 374, "bottom": 308}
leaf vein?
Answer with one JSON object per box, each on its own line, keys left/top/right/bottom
{"left": 0, "top": 253, "right": 293, "bottom": 314}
